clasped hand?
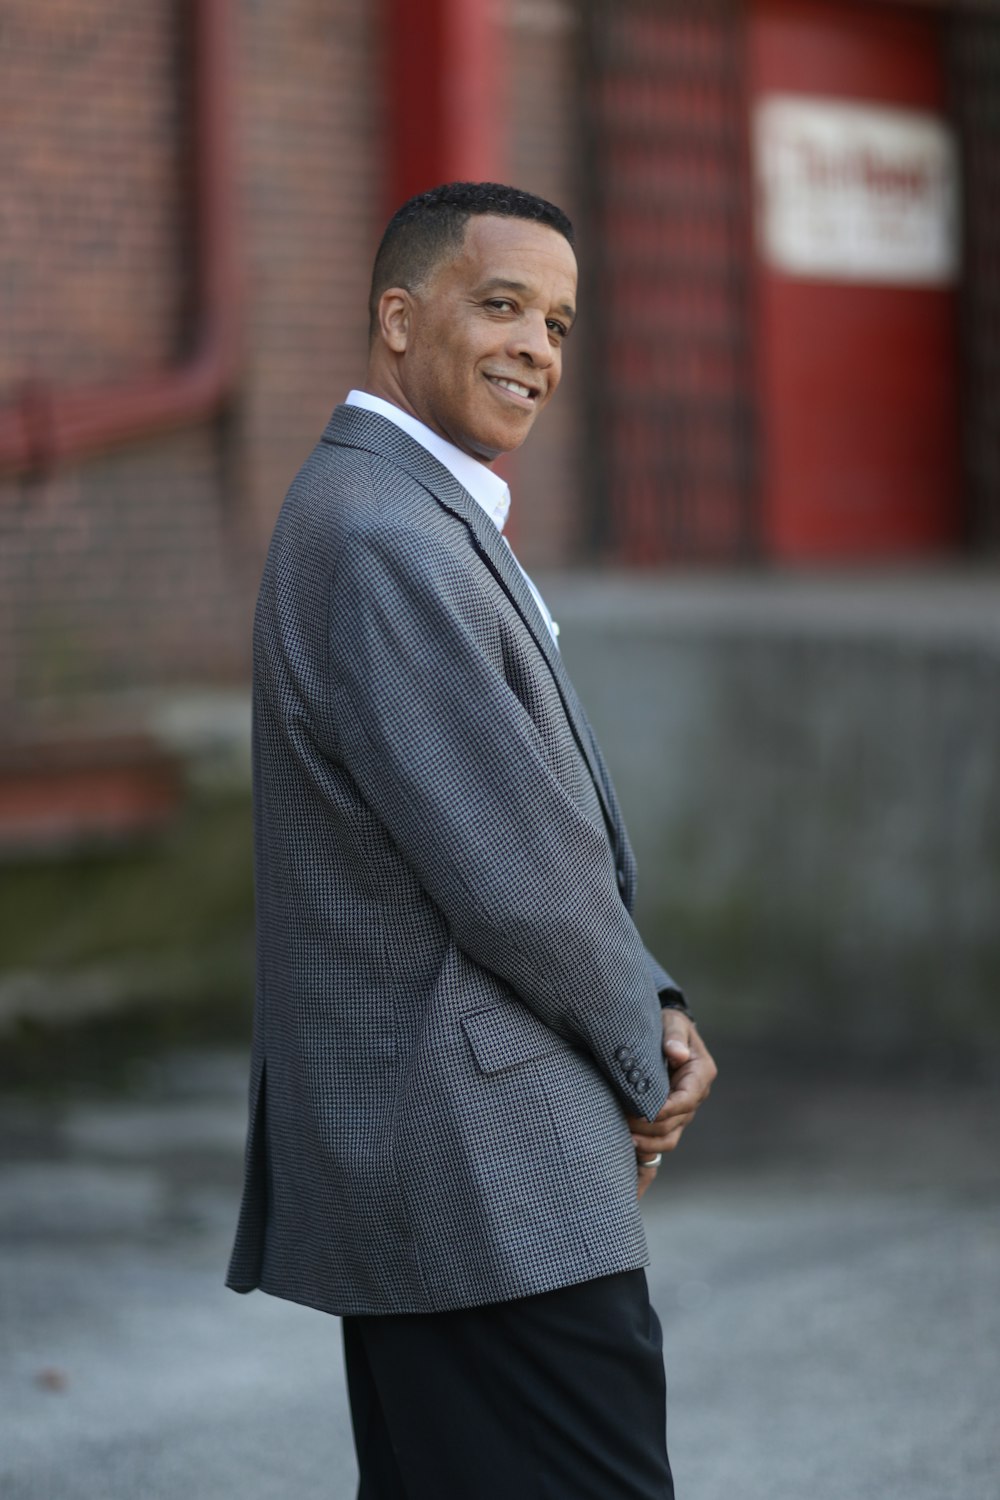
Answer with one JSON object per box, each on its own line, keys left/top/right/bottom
{"left": 627, "top": 1010, "right": 717, "bottom": 1200}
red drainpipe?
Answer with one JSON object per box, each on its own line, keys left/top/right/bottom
{"left": 384, "top": 0, "right": 505, "bottom": 213}
{"left": 0, "top": 0, "right": 240, "bottom": 480}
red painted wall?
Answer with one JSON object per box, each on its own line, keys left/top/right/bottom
{"left": 749, "top": 0, "right": 961, "bottom": 559}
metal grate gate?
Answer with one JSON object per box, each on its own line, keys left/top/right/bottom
{"left": 578, "top": 0, "right": 757, "bottom": 564}
{"left": 950, "top": 10, "right": 1000, "bottom": 554}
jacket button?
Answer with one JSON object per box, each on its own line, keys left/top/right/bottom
{"left": 638, "top": 1078, "right": 650, "bottom": 1093}
{"left": 627, "top": 1068, "right": 641, "bottom": 1085}
{"left": 615, "top": 1047, "right": 630, "bottom": 1062}
{"left": 616, "top": 868, "right": 627, "bottom": 893}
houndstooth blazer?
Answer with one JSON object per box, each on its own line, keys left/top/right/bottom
{"left": 226, "top": 404, "right": 683, "bottom": 1317}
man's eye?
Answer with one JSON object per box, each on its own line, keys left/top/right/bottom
{"left": 486, "top": 299, "right": 515, "bottom": 313}
{"left": 547, "top": 320, "right": 568, "bottom": 338}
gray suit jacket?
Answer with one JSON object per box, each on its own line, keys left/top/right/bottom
{"left": 226, "top": 405, "right": 682, "bottom": 1316}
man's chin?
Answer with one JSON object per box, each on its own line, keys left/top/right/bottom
{"left": 464, "top": 420, "right": 536, "bottom": 465}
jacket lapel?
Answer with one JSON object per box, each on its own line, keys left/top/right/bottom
{"left": 323, "top": 405, "right": 620, "bottom": 848}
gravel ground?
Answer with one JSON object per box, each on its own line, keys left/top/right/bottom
{"left": 1, "top": 1043, "right": 998, "bottom": 1500}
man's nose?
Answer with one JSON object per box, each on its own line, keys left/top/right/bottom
{"left": 511, "top": 312, "right": 556, "bottom": 367}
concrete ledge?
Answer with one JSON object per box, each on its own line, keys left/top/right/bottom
{"left": 2, "top": 575, "right": 997, "bottom": 1062}
{"left": 542, "top": 570, "right": 1000, "bottom": 1058}
{"left": 540, "top": 569, "right": 1000, "bottom": 648}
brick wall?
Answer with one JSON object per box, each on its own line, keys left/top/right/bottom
{"left": 0, "top": 0, "right": 384, "bottom": 713}
{"left": 1, "top": 0, "right": 188, "bottom": 390}
{"left": 236, "top": 0, "right": 383, "bottom": 546}
{"left": 0, "top": 0, "right": 591, "bottom": 726}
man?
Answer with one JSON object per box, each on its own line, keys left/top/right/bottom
{"left": 227, "top": 182, "right": 717, "bottom": 1499}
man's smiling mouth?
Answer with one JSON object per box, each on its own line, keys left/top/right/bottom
{"left": 486, "top": 375, "right": 539, "bottom": 402}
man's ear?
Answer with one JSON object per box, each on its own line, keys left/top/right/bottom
{"left": 378, "top": 289, "right": 411, "bottom": 353}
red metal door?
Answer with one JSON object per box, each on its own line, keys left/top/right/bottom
{"left": 749, "top": 0, "right": 962, "bottom": 558}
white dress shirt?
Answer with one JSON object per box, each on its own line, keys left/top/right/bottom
{"left": 345, "top": 390, "right": 559, "bottom": 644}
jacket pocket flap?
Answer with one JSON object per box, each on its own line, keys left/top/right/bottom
{"left": 461, "top": 1005, "right": 574, "bottom": 1076}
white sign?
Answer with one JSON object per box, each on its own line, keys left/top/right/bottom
{"left": 754, "top": 95, "right": 960, "bottom": 285}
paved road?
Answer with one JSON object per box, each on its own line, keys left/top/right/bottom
{"left": 2, "top": 1045, "right": 998, "bottom": 1500}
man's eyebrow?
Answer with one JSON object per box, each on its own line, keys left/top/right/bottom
{"left": 475, "top": 278, "right": 576, "bottom": 324}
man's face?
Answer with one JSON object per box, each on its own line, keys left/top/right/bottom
{"left": 392, "top": 214, "right": 578, "bottom": 463}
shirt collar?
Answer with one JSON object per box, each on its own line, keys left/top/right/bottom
{"left": 345, "top": 390, "right": 511, "bottom": 533}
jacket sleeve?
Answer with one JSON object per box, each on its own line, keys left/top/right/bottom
{"left": 325, "top": 523, "right": 670, "bottom": 1122}
{"left": 645, "top": 948, "right": 687, "bottom": 1009}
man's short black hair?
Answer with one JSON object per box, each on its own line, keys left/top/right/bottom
{"left": 368, "top": 181, "right": 574, "bottom": 339}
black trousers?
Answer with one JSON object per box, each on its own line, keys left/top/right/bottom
{"left": 342, "top": 1268, "right": 674, "bottom": 1500}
